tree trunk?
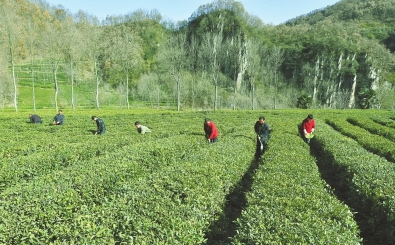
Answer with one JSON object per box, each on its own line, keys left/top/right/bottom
{"left": 95, "top": 60, "right": 100, "bottom": 110}
{"left": 31, "top": 52, "right": 36, "bottom": 112}
{"left": 214, "top": 83, "right": 218, "bottom": 111}
{"left": 251, "top": 77, "right": 255, "bottom": 110}
{"left": 274, "top": 71, "right": 277, "bottom": 109}
{"left": 348, "top": 54, "right": 357, "bottom": 108}
{"left": 11, "top": 60, "right": 17, "bottom": 112}
{"left": 236, "top": 42, "right": 247, "bottom": 91}
{"left": 53, "top": 68, "right": 58, "bottom": 111}
{"left": 70, "top": 60, "right": 75, "bottom": 110}
{"left": 313, "top": 58, "right": 319, "bottom": 106}
{"left": 177, "top": 79, "right": 181, "bottom": 111}
{"left": 126, "top": 70, "right": 130, "bottom": 109}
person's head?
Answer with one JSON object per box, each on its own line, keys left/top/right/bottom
{"left": 91, "top": 116, "right": 97, "bottom": 121}
{"left": 258, "top": 116, "right": 265, "bottom": 124}
{"left": 307, "top": 114, "right": 313, "bottom": 121}
{"left": 135, "top": 121, "right": 141, "bottom": 128}
{"left": 204, "top": 118, "right": 211, "bottom": 125}
{"left": 58, "top": 110, "right": 63, "bottom": 115}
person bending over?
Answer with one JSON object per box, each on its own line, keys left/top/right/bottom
{"left": 92, "top": 116, "right": 106, "bottom": 135}
{"left": 204, "top": 118, "right": 218, "bottom": 143}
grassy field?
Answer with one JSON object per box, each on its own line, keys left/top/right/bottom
{"left": 0, "top": 108, "right": 394, "bottom": 244}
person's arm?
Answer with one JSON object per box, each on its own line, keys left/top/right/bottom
{"left": 204, "top": 124, "right": 209, "bottom": 138}
{"left": 266, "top": 123, "right": 270, "bottom": 137}
{"left": 208, "top": 124, "right": 216, "bottom": 139}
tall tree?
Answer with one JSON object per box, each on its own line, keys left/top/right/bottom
{"left": 225, "top": 34, "right": 242, "bottom": 110}
{"left": 268, "top": 46, "right": 284, "bottom": 109}
{"left": 109, "top": 25, "right": 142, "bottom": 109}
{"left": 0, "top": 1, "right": 22, "bottom": 111}
{"left": 201, "top": 15, "right": 225, "bottom": 111}
{"left": 186, "top": 34, "right": 200, "bottom": 110}
{"left": 159, "top": 32, "right": 187, "bottom": 111}
{"left": 42, "top": 20, "right": 64, "bottom": 111}
{"left": 62, "top": 16, "right": 82, "bottom": 110}
{"left": 245, "top": 38, "right": 263, "bottom": 110}
{"left": 78, "top": 13, "right": 105, "bottom": 110}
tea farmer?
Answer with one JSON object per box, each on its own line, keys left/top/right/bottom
{"left": 135, "top": 121, "right": 151, "bottom": 134}
{"left": 92, "top": 116, "right": 106, "bottom": 135}
{"left": 204, "top": 118, "right": 218, "bottom": 143}
{"left": 302, "top": 114, "right": 315, "bottom": 144}
{"left": 254, "top": 116, "right": 270, "bottom": 156}
{"left": 29, "top": 114, "right": 42, "bottom": 123}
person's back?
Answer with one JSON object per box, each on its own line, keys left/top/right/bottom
{"left": 96, "top": 117, "right": 106, "bottom": 134}
{"left": 139, "top": 125, "right": 151, "bottom": 134}
{"left": 29, "top": 114, "right": 42, "bottom": 123}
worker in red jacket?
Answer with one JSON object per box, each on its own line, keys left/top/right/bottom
{"left": 302, "top": 114, "right": 315, "bottom": 144}
{"left": 204, "top": 118, "right": 219, "bottom": 143}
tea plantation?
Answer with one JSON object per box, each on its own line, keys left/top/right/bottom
{"left": 0, "top": 108, "right": 394, "bottom": 244}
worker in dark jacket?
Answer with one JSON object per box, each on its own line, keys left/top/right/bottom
{"left": 91, "top": 116, "right": 106, "bottom": 135}
{"left": 53, "top": 110, "right": 64, "bottom": 125}
{"left": 254, "top": 116, "right": 270, "bottom": 156}
{"left": 29, "top": 114, "right": 42, "bottom": 123}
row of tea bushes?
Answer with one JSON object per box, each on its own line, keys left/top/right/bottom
{"left": 347, "top": 116, "right": 395, "bottom": 142}
{"left": 327, "top": 118, "right": 395, "bottom": 162}
{"left": 0, "top": 131, "right": 255, "bottom": 244}
{"left": 0, "top": 136, "right": 139, "bottom": 192}
{"left": 232, "top": 118, "right": 361, "bottom": 244}
{"left": 314, "top": 121, "right": 395, "bottom": 243}
{"left": 372, "top": 117, "right": 395, "bottom": 129}
{"left": 0, "top": 138, "right": 164, "bottom": 244}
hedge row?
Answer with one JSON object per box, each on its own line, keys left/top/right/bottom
{"left": 347, "top": 116, "right": 395, "bottom": 142}
{"left": 327, "top": 118, "right": 395, "bottom": 162}
{"left": 315, "top": 121, "right": 395, "bottom": 243}
{"left": 372, "top": 116, "right": 395, "bottom": 129}
{"left": 0, "top": 130, "right": 254, "bottom": 244}
{"left": 233, "top": 117, "right": 361, "bottom": 244}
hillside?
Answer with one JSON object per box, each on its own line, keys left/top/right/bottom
{"left": 286, "top": 0, "right": 395, "bottom": 52}
{"left": 1, "top": 0, "right": 394, "bottom": 111}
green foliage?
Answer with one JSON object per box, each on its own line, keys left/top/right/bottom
{"left": 233, "top": 116, "right": 361, "bottom": 244}
{"left": 2, "top": 0, "right": 395, "bottom": 110}
{"left": 2, "top": 109, "right": 395, "bottom": 243}
{"left": 358, "top": 87, "right": 376, "bottom": 109}
{"left": 315, "top": 114, "right": 395, "bottom": 244}
{"left": 296, "top": 93, "right": 312, "bottom": 109}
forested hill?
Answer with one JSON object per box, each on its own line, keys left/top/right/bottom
{"left": 1, "top": 0, "right": 395, "bottom": 111}
{"left": 286, "top": 0, "right": 395, "bottom": 52}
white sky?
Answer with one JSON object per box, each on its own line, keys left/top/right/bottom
{"left": 44, "top": 0, "right": 341, "bottom": 25}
